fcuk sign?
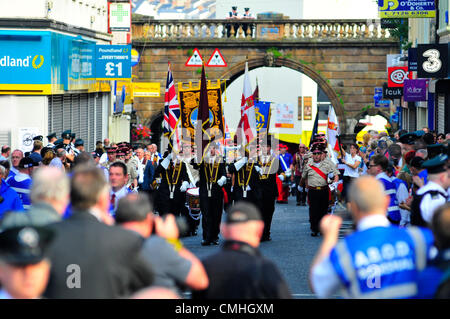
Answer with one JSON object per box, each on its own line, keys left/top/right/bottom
{"left": 383, "top": 83, "right": 403, "bottom": 99}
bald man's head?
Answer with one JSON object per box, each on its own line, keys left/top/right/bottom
{"left": 348, "top": 176, "right": 389, "bottom": 219}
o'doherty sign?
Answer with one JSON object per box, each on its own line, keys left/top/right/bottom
{"left": 403, "top": 79, "right": 427, "bottom": 102}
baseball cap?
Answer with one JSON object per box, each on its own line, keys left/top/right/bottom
{"left": 19, "top": 157, "right": 38, "bottom": 168}
{"left": 225, "top": 202, "right": 262, "bottom": 224}
{"left": 91, "top": 151, "right": 101, "bottom": 158}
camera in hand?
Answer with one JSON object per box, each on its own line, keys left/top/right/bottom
{"left": 163, "top": 214, "right": 189, "bottom": 238}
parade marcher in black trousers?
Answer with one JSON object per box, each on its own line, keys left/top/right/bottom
{"left": 301, "top": 143, "right": 339, "bottom": 236}
{"left": 257, "top": 142, "right": 284, "bottom": 241}
{"left": 154, "top": 152, "right": 189, "bottom": 217}
{"left": 192, "top": 144, "right": 227, "bottom": 246}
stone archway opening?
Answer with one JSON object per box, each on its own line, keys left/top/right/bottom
{"left": 219, "top": 56, "right": 343, "bottom": 145}
{"left": 219, "top": 56, "right": 344, "bottom": 133}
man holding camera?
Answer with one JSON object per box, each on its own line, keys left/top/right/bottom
{"left": 116, "top": 193, "right": 209, "bottom": 295}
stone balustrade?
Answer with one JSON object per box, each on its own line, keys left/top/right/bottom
{"left": 132, "top": 18, "right": 391, "bottom": 41}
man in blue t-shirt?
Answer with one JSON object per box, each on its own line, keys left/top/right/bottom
{"left": 310, "top": 176, "right": 437, "bottom": 299}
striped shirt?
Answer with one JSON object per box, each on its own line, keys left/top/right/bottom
{"left": 7, "top": 172, "right": 32, "bottom": 209}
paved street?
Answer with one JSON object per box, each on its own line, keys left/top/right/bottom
{"left": 181, "top": 196, "right": 342, "bottom": 299}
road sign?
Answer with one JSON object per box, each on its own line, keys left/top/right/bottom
{"left": 206, "top": 48, "right": 227, "bottom": 67}
{"left": 185, "top": 48, "right": 203, "bottom": 67}
{"left": 95, "top": 45, "right": 131, "bottom": 80}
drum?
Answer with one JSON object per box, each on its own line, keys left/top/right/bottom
{"left": 186, "top": 187, "right": 200, "bottom": 212}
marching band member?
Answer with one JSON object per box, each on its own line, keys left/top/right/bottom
{"left": 277, "top": 144, "right": 292, "bottom": 204}
{"left": 192, "top": 143, "right": 227, "bottom": 246}
{"left": 154, "top": 150, "right": 189, "bottom": 217}
{"left": 257, "top": 140, "right": 284, "bottom": 242}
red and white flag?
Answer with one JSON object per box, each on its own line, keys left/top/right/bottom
{"left": 238, "top": 62, "right": 257, "bottom": 146}
{"left": 327, "top": 105, "right": 340, "bottom": 161}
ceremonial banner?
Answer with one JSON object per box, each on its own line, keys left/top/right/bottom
{"left": 178, "top": 80, "right": 224, "bottom": 145}
{"left": 327, "top": 105, "right": 340, "bottom": 163}
{"left": 239, "top": 62, "right": 257, "bottom": 146}
{"left": 255, "top": 101, "right": 271, "bottom": 133}
{"left": 195, "top": 64, "right": 210, "bottom": 162}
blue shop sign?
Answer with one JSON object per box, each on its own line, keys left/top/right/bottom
{"left": 95, "top": 45, "right": 131, "bottom": 80}
{"left": 0, "top": 30, "right": 52, "bottom": 93}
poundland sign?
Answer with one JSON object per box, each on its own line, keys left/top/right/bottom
{"left": 0, "top": 55, "right": 45, "bottom": 68}
{"left": 0, "top": 31, "right": 51, "bottom": 94}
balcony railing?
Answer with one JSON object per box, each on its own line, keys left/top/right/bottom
{"left": 132, "top": 18, "right": 392, "bottom": 41}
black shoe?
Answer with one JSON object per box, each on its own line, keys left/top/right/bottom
{"left": 201, "top": 240, "right": 211, "bottom": 246}
{"left": 261, "top": 235, "right": 272, "bottom": 242}
{"left": 212, "top": 239, "right": 219, "bottom": 245}
{"left": 191, "top": 230, "right": 198, "bottom": 236}
{"left": 296, "top": 202, "right": 301, "bottom": 206}
{"left": 311, "top": 232, "right": 319, "bottom": 237}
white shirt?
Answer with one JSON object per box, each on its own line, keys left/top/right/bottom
{"left": 110, "top": 185, "right": 130, "bottom": 210}
{"left": 417, "top": 181, "right": 448, "bottom": 223}
{"left": 136, "top": 157, "right": 145, "bottom": 184}
{"left": 310, "top": 215, "right": 390, "bottom": 298}
{"left": 396, "top": 182, "right": 410, "bottom": 226}
{"left": 343, "top": 153, "right": 361, "bottom": 178}
{"left": 99, "top": 152, "right": 108, "bottom": 165}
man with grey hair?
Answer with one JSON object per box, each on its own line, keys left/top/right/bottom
{"left": 27, "top": 166, "right": 69, "bottom": 225}
{"left": 310, "top": 175, "right": 436, "bottom": 298}
{"left": 49, "top": 148, "right": 66, "bottom": 171}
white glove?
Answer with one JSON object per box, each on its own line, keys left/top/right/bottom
{"left": 180, "top": 181, "right": 189, "bottom": 192}
{"left": 234, "top": 157, "right": 248, "bottom": 171}
{"left": 285, "top": 169, "right": 292, "bottom": 178}
{"left": 297, "top": 185, "right": 302, "bottom": 192}
{"left": 255, "top": 166, "right": 262, "bottom": 175}
{"left": 217, "top": 176, "right": 227, "bottom": 187}
{"left": 278, "top": 174, "right": 285, "bottom": 182}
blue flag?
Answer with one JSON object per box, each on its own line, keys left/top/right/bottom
{"left": 255, "top": 101, "right": 271, "bottom": 133}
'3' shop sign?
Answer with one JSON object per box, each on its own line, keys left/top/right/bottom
{"left": 417, "top": 44, "right": 449, "bottom": 79}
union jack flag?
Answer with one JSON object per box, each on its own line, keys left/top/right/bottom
{"left": 164, "top": 63, "right": 180, "bottom": 136}
{"left": 163, "top": 63, "right": 181, "bottom": 150}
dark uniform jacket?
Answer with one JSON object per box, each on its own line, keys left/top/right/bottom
{"left": 44, "top": 211, "right": 154, "bottom": 299}
{"left": 258, "top": 156, "right": 284, "bottom": 200}
{"left": 228, "top": 160, "right": 262, "bottom": 205}
{"left": 192, "top": 240, "right": 292, "bottom": 299}
{"left": 154, "top": 159, "right": 189, "bottom": 215}
{"left": 193, "top": 159, "right": 227, "bottom": 197}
